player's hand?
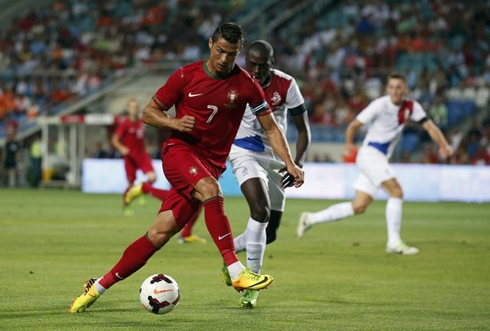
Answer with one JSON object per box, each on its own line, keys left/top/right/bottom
{"left": 120, "top": 146, "right": 130, "bottom": 156}
{"left": 343, "top": 143, "right": 357, "bottom": 157}
{"left": 280, "top": 164, "right": 304, "bottom": 189}
{"left": 175, "top": 115, "right": 196, "bottom": 132}
{"left": 439, "top": 145, "right": 453, "bottom": 158}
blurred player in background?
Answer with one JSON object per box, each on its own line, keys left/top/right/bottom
{"left": 118, "top": 100, "right": 207, "bottom": 243}
{"left": 297, "top": 72, "right": 453, "bottom": 255}
{"left": 222, "top": 40, "right": 311, "bottom": 308}
{"left": 69, "top": 22, "right": 304, "bottom": 313}
{"left": 111, "top": 98, "right": 168, "bottom": 215}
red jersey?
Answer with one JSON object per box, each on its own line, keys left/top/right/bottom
{"left": 114, "top": 117, "right": 146, "bottom": 158}
{"left": 153, "top": 60, "right": 270, "bottom": 168}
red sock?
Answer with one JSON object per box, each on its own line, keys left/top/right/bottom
{"left": 180, "top": 212, "right": 200, "bottom": 237}
{"left": 142, "top": 182, "right": 168, "bottom": 201}
{"left": 203, "top": 197, "right": 238, "bottom": 266}
{"left": 99, "top": 234, "right": 158, "bottom": 289}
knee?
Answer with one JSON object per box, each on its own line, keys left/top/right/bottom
{"left": 353, "top": 203, "right": 368, "bottom": 214}
{"left": 391, "top": 186, "right": 404, "bottom": 199}
{"left": 392, "top": 186, "right": 403, "bottom": 199}
{"left": 196, "top": 179, "right": 221, "bottom": 200}
{"left": 147, "top": 226, "right": 177, "bottom": 248}
{"left": 250, "top": 203, "right": 270, "bottom": 224}
{"left": 147, "top": 172, "right": 156, "bottom": 183}
{"left": 147, "top": 229, "right": 168, "bottom": 248}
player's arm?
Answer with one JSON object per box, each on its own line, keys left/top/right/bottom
{"left": 422, "top": 118, "right": 453, "bottom": 158}
{"left": 142, "top": 98, "right": 195, "bottom": 132}
{"left": 258, "top": 113, "right": 304, "bottom": 187}
{"left": 111, "top": 132, "right": 129, "bottom": 156}
{"left": 290, "top": 104, "right": 311, "bottom": 166}
{"left": 344, "top": 119, "right": 363, "bottom": 157}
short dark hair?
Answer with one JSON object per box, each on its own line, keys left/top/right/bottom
{"left": 387, "top": 72, "right": 406, "bottom": 82}
{"left": 247, "top": 40, "right": 274, "bottom": 58}
{"left": 211, "top": 22, "right": 244, "bottom": 48}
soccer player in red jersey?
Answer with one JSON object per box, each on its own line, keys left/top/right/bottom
{"left": 69, "top": 22, "right": 304, "bottom": 313}
{"left": 111, "top": 98, "right": 168, "bottom": 215}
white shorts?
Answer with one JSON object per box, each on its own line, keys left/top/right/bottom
{"left": 228, "top": 145, "right": 286, "bottom": 211}
{"left": 352, "top": 145, "right": 396, "bottom": 197}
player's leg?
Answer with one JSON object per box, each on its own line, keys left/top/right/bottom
{"left": 123, "top": 157, "right": 138, "bottom": 214}
{"left": 69, "top": 209, "right": 179, "bottom": 313}
{"left": 382, "top": 178, "right": 418, "bottom": 255}
{"left": 178, "top": 211, "right": 207, "bottom": 244}
{"left": 297, "top": 170, "right": 377, "bottom": 238}
{"left": 164, "top": 145, "right": 273, "bottom": 291}
{"left": 126, "top": 156, "right": 168, "bottom": 204}
{"left": 265, "top": 210, "right": 282, "bottom": 245}
{"left": 228, "top": 148, "right": 270, "bottom": 256}
{"left": 297, "top": 190, "right": 371, "bottom": 237}
{"left": 264, "top": 168, "right": 287, "bottom": 245}
{"left": 238, "top": 177, "right": 270, "bottom": 273}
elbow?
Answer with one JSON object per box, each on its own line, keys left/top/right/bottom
{"left": 142, "top": 108, "right": 151, "bottom": 124}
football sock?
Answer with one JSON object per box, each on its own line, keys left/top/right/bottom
{"left": 228, "top": 261, "right": 245, "bottom": 280}
{"left": 244, "top": 218, "right": 267, "bottom": 274}
{"left": 233, "top": 233, "right": 247, "bottom": 253}
{"left": 142, "top": 182, "right": 168, "bottom": 201}
{"left": 180, "top": 212, "right": 199, "bottom": 238}
{"left": 98, "top": 234, "right": 158, "bottom": 290}
{"left": 386, "top": 197, "right": 402, "bottom": 245}
{"left": 203, "top": 197, "right": 238, "bottom": 266}
{"left": 310, "top": 202, "right": 354, "bottom": 224}
{"left": 94, "top": 278, "right": 106, "bottom": 294}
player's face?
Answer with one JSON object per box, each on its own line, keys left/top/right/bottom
{"left": 386, "top": 78, "right": 408, "bottom": 105}
{"left": 208, "top": 37, "right": 241, "bottom": 76}
{"left": 127, "top": 101, "right": 139, "bottom": 117}
{"left": 245, "top": 51, "right": 272, "bottom": 87}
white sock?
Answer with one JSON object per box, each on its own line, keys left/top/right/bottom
{"left": 386, "top": 197, "right": 403, "bottom": 245}
{"left": 243, "top": 218, "right": 267, "bottom": 273}
{"left": 310, "top": 202, "right": 354, "bottom": 224}
{"left": 233, "top": 233, "right": 246, "bottom": 253}
{"left": 95, "top": 278, "right": 106, "bottom": 295}
{"left": 228, "top": 261, "right": 245, "bottom": 280}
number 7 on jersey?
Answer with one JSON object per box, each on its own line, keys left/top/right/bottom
{"left": 205, "top": 105, "right": 218, "bottom": 124}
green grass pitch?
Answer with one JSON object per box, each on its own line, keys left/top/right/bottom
{"left": 0, "top": 189, "right": 489, "bottom": 330}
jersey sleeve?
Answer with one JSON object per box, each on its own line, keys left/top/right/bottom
{"left": 356, "top": 99, "right": 381, "bottom": 124}
{"left": 250, "top": 80, "right": 271, "bottom": 116}
{"left": 285, "top": 78, "right": 305, "bottom": 109}
{"left": 410, "top": 100, "right": 427, "bottom": 122}
{"left": 152, "top": 68, "right": 184, "bottom": 111}
{"left": 114, "top": 119, "right": 127, "bottom": 137}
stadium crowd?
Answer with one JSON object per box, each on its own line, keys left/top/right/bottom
{"left": 0, "top": 0, "right": 489, "bottom": 182}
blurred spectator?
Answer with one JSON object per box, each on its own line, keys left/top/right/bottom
{"left": 429, "top": 96, "right": 448, "bottom": 129}
{"left": 2, "top": 131, "right": 21, "bottom": 187}
{"left": 28, "top": 134, "right": 42, "bottom": 187}
{"left": 471, "top": 144, "right": 490, "bottom": 165}
{"left": 92, "top": 141, "right": 110, "bottom": 159}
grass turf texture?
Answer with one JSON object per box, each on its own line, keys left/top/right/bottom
{"left": 0, "top": 189, "right": 489, "bottom": 330}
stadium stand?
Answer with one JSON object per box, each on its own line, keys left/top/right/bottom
{"left": 0, "top": 0, "right": 489, "bottom": 187}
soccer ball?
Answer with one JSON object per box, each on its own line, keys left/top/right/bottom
{"left": 139, "top": 273, "right": 181, "bottom": 315}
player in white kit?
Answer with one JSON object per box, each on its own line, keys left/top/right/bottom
{"left": 297, "top": 72, "right": 453, "bottom": 255}
{"left": 224, "top": 40, "right": 311, "bottom": 307}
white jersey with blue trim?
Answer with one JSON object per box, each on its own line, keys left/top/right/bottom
{"left": 357, "top": 95, "right": 426, "bottom": 158}
{"left": 233, "top": 69, "right": 304, "bottom": 153}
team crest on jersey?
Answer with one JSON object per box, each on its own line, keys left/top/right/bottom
{"left": 271, "top": 91, "right": 282, "bottom": 107}
{"left": 224, "top": 90, "right": 238, "bottom": 109}
{"left": 189, "top": 166, "right": 198, "bottom": 176}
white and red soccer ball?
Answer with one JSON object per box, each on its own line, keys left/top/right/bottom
{"left": 139, "top": 273, "right": 181, "bottom": 315}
